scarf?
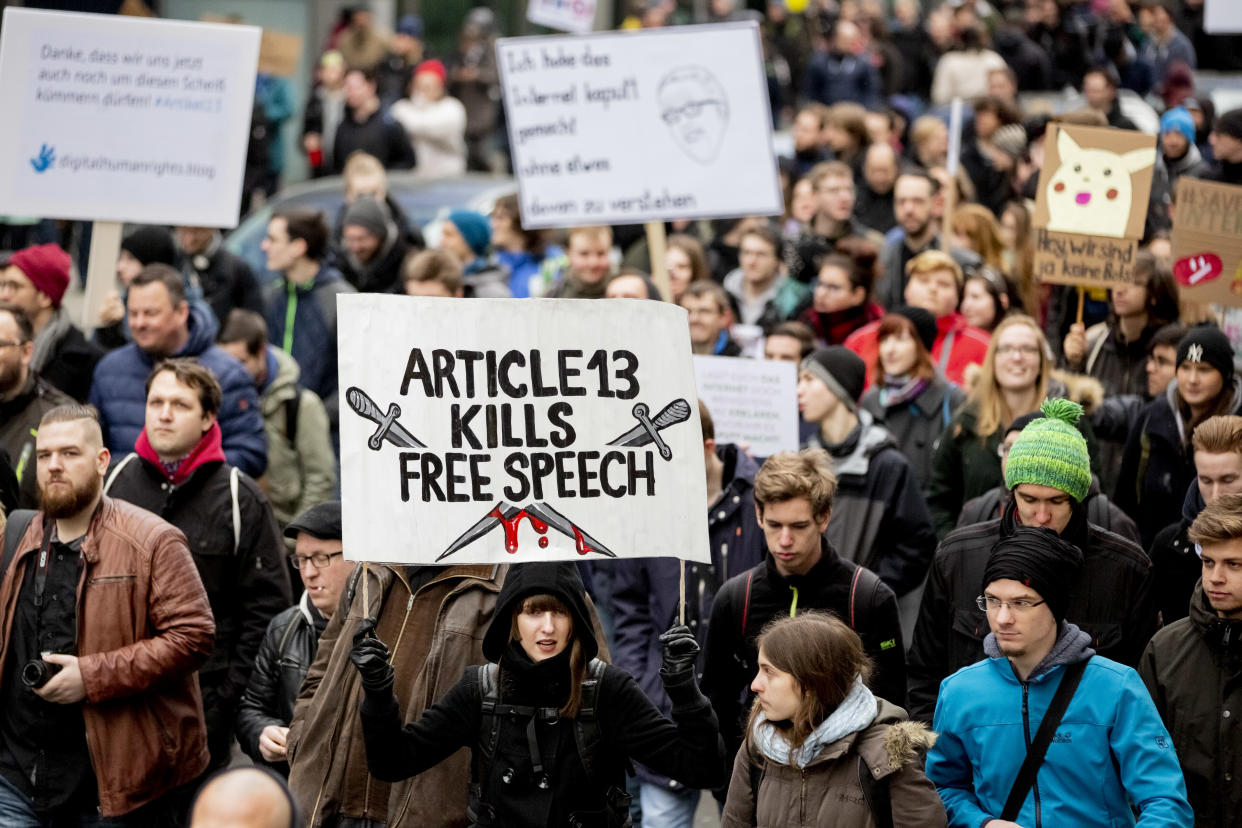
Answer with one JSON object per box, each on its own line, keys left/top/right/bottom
{"left": 878, "top": 374, "right": 928, "bottom": 409}
{"left": 498, "top": 641, "right": 574, "bottom": 708}
{"left": 31, "top": 307, "right": 74, "bottom": 375}
{"left": 751, "top": 675, "right": 877, "bottom": 769}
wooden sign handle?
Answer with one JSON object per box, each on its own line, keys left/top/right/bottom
{"left": 679, "top": 559, "right": 686, "bottom": 625}
{"left": 646, "top": 221, "right": 672, "bottom": 302}
{"left": 81, "top": 220, "right": 123, "bottom": 331}
{"left": 1076, "top": 286, "right": 1086, "bottom": 326}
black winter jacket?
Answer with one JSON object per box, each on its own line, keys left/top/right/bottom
{"left": 236, "top": 592, "right": 328, "bottom": 774}
{"left": 1140, "top": 583, "right": 1242, "bottom": 828}
{"left": 956, "top": 479, "right": 1139, "bottom": 545}
{"left": 182, "top": 242, "right": 266, "bottom": 327}
{"left": 1147, "top": 481, "right": 1207, "bottom": 625}
{"left": 701, "top": 542, "right": 905, "bottom": 767}
{"left": 861, "top": 376, "right": 965, "bottom": 494}
{"left": 0, "top": 374, "right": 71, "bottom": 508}
{"left": 37, "top": 322, "right": 103, "bottom": 403}
{"left": 906, "top": 499, "right": 1156, "bottom": 723}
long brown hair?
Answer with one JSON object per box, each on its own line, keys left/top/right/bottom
{"left": 744, "top": 612, "right": 873, "bottom": 761}
{"left": 508, "top": 594, "right": 587, "bottom": 717}
{"left": 967, "top": 314, "right": 1050, "bottom": 441}
{"left": 875, "top": 313, "right": 935, "bottom": 382}
{"left": 953, "top": 203, "right": 1006, "bottom": 272}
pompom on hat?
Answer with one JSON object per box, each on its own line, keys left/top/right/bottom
{"left": 1003, "top": 398, "right": 1091, "bottom": 503}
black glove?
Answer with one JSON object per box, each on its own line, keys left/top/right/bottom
{"left": 659, "top": 624, "right": 699, "bottom": 680}
{"left": 350, "top": 618, "right": 394, "bottom": 695}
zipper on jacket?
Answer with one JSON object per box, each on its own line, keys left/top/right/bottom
{"left": 799, "top": 768, "right": 807, "bottom": 824}
{"left": 1021, "top": 681, "right": 1042, "bottom": 828}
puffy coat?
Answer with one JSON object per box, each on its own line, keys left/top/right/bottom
{"left": 861, "top": 375, "right": 965, "bottom": 493}
{"left": 928, "top": 624, "right": 1192, "bottom": 827}
{"left": 264, "top": 264, "right": 356, "bottom": 432}
{"left": 88, "top": 301, "right": 267, "bottom": 477}
{"left": 845, "top": 312, "right": 990, "bottom": 391}
{"left": 612, "top": 444, "right": 764, "bottom": 790}
{"left": 805, "top": 409, "right": 937, "bottom": 596}
{"left": 702, "top": 543, "right": 906, "bottom": 765}
{"left": 236, "top": 591, "right": 326, "bottom": 774}
{"left": 955, "top": 479, "right": 1139, "bottom": 545}
{"left": 721, "top": 699, "right": 945, "bottom": 827}
{"left": 1116, "top": 376, "right": 1242, "bottom": 547}
{"left": 906, "top": 499, "right": 1156, "bottom": 724}
{"left": 357, "top": 562, "right": 726, "bottom": 828}
{"left": 257, "top": 347, "right": 337, "bottom": 527}
{"left": 0, "top": 374, "right": 71, "bottom": 508}
{"left": 1140, "top": 583, "right": 1242, "bottom": 828}
{"left": 1147, "top": 481, "right": 1205, "bottom": 624}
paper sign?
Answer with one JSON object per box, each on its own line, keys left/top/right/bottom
{"left": 0, "top": 8, "right": 260, "bottom": 227}
{"left": 1205, "top": 0, "right": 1242, "bottom": 33}
{"left": 258, "top": 30, "right": 303, "bottom": 77}
{"left": 694, "top": 355, "right": 798, "bottom": 458}
{"left": 338, "top": 295, "right": 710, "bottom": 565}
{"left": 527, "top": 0, "right": 597, "bottom": 35}
{"left": 1171, "top": 177, "right": 1242, "bottom": 308}
{"left": 1032, "top": 123, "right": 1156, "bottom": 288}
{"left": 497, "top": 23, "right": 783, "bottom": 229}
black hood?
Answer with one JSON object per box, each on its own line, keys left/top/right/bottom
{"left": 1181, "top": 479, "right": 1206, "bottom": 526}
{"left": 482, "top": 561, "right": 598, "bottom": 663}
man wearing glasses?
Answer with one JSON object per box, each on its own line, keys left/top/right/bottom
{"left": 103, "top": 358, "right": 291, "bottom": 771}
{"left": 907, "top": 398, "right": 1156, "bottom": 723}
{"left": 237, "top": 501, "right": 348, "bottom": 775}
{"left": 926, "top": 527, "right": 1191, "bottom": 827}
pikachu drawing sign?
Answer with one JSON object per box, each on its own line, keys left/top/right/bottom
{"left": 1044, "top": 128, "right": 1156, "bottom": 238}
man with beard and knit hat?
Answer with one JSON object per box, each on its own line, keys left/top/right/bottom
{"left": 907, "top": 398, "right": 1157, "bottom": 724}
{"left": 436, "top": 209, "right": 509, "bottom": 298}
{"left": 336, "top": 195, "right": 410, "bottom": 294}
{"left": 0, "top": 244, "right": 102, "bottom": 402}
{"left": 103, "top": 359, "right": 290, "bottom": 771}
{"left": 926, "top": 527, "right": 1192, "bottom": 827}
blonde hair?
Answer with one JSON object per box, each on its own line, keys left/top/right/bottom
{"left": 1188, "top": 492, "right": 1242, "bottom": 547}
{"left": 967, "top": 314, "right": 1050, "bottom": 441}
{"left": 906, "top": 249, "right": 963, "bottom": 292}
{"left": 342, "top": 152, "right": 387, "bottom": 200}
{"left": 1192, "top": 415, "right": 1242, "bottom": 456}
{"left": 753, "top": 450, "right": 837, "bottom": 518}
{"left": 952, "top": 204, "right": 1007, "bottom": 272}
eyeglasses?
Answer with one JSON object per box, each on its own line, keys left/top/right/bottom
{"left": 288, "top": 551, "right": 344, "bottom": 570}
{"left": 995, "top": 344, "right": 1041, "bottom": 358}
{"left": 0, "top": 341, "right": 23, "bottom": 349}
{"left": 976, "top": 595, "right": 1047, "bottom": 614}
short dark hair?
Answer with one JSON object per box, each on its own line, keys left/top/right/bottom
{"left": 346, "top": 65, "right": 378, "bottom": 86}
{"left": 1083, "top": 64, "right": 1121, "bottom": 90}
{"left": 681, "top": 280, "right": 730, "bottom": 313}
{"left": 1131, "top": 250, "right": 1180, "bottom": 327}
{"left": 274, "top": 208, "right": 329, "bottom": 262}
{"left": 402, "top": 249, "right": 463, "bottom": 295}
{"left": 974, "top": 95, "right": 1021, "bottom": 127}
{"left": 768, "top": 321, "right": 816, "bottom": 358}
{"left": 896, "top": 168, "right": 941, "bottom": 196}
{"left": 739, "top": 224, "right": 782, "bottom": 256}
{"left": 146, "top": 358, "right": 222, "bottom": 417}
{"left": 218, "top": 309, "right": 268, "bottom": 357}
{"left": 130, "top": 264, "right": 187, "bottom": 307}
{"left": 0, "top": 302, "right": 35, "bottom": 343}
{"left": 1149, "top": 322, "right": 1187, "bottom": 354}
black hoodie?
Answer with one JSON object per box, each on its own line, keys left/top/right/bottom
{"left": 482, "top": 561, "right": 599, "bottom": 664}
{"left": 1149, "top": 480, "right": 1209, "bottom": 624}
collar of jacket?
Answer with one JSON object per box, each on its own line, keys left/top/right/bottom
{"left": 1188, "top": 582, "right": 1242, "bottom": 657}
{"left": 359, "top": 563, "right": 504, "bottom": 620}
{"left": 0, "top": 372, "right": 39, "bottom": 419}
{"left": 28, "top": 496, "right": 116, "bottom": 566}
{"left": 1001, "top": 490, "right": 1089, "bottom": 549}
{"left": 135, "top": 421, "right": 226, "bottom": 484}
{"left": 762, "top": 537, "right": 842, "bottom": 588}
{"left": 983, "top": 620, "right": 1095, "bottom": 684}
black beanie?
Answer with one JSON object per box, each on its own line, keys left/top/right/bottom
{"left": 801, "top": 346, "right": 866, "bottom": 412}
{"left": 1216, "top": 107, "right": 1242, "bottom": 142}
{"left": 890, "top": 305, "right": 937, "bottom": 352}
{"left": 1177, "top": 325, "right": 1235, "bottom": 383}
{"left": 1004, "top": 410, "right": 1045, "bottom": 438}
{"left": 121, "top": 225, "right": 177, "bottom": 267}
{"left": 982, "top": 527, "right": 1084, "bottom": 624}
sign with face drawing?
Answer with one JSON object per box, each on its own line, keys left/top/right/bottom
{"left": 337, "top": 294, "right": 711, "bottom": 565}
{"left": 496, "top": 22, "right": 782, "bottom": 228}
{"left": 1032, "top": 124, "right": 1157, "bottom": 289}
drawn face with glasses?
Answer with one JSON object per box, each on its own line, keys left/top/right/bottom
{"left": 288, "top": 535, "right": 350, "bottom": 616}
{"left": 657, "top": 66, "right": 729, "bottom": 164}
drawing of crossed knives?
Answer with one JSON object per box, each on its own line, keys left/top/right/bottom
{"left": 606, "top": 398, "right": 691, "bottom": 461}
{"left": 437, "top": 500, "right": 616, "bottom": 561}
{"left": 346, "top": 387, "right": 427, "bottom": 450}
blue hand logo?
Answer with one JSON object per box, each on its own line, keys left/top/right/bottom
{"left": 30, "top": 144, "right": 55, "bottom": 173}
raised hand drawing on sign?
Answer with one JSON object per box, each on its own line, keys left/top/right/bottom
{"left": 1045, "top": 129, "right": 1155, "bottom": 238}
{"left": 657, "top": 67, "right": 729, "bottom": 164}
{"left": 607, "top": 398, "right": 691, "bottom": 460}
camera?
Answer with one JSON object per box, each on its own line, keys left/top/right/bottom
{"left": 20, "top": 658, "right": 61, "bottom": 689}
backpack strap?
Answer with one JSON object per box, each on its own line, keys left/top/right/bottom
{"left": 741, "top": 569, "right": 755, "bottom": 637}
{"left": 574, "top": 658, "right": 624, "bottom": 788}
{"left": 857, "top": 754, "right": 893, "bottom": 828}
{"left": 1, "top": 509, "right": 37, "bottom": 579}
{"left": 102, "top": 452, "right": 138, "bottom": 494}
{"left": 230, "top": 466, "right": 241, "bottom": 555}
{"left": 848, "top": 566, "right": 864, "bottom": 628}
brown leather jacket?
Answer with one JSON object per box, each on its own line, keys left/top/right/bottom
{"left": 0, "top": 497, "right": 215, "bottom": 817}
{"left": 287, "top": 563, "right": 505, "bottom": 827}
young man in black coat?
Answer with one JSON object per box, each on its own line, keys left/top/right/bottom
{"left": 700, "top": 448, "right": 905, "bottom": 796}
{"left": 103, "top": 358, "right": 291, "bottom": 770}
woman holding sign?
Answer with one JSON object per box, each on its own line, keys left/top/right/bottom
{"left": 349, "top": 561, "right": 725, "bottom": 827}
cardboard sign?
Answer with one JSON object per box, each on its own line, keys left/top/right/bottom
{"left": 258, "top": 30, "right": 303, "bottom": 77}
{"left": 0, "top": 8, "right": 260, "bottom": 227}
{"left": 497, "top": 23, "right": 783, "bottom": 229}
{"left": 528, "top": 0, "right": 597, "bottom": 35}
{"left": 338, "top": 295, "right": 710, "bottom": 565}
{"left": 1171, "top": 178, "right": 1242, "bottom": 308}
{"left": 694, "top": 355, "right": 798, "bottom": 458}
{"left": 1032, "top": 124, "right": 1156, "bottom": 288}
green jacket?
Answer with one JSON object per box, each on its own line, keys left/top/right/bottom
{"left": 259, "top": 347, "right": 337, "bottom": 527}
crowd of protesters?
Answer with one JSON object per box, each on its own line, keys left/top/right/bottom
{"left": 1, "top": 0, "right": 1241, "bottom": 827}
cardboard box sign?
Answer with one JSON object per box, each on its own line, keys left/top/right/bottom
{"left": 258, "top": 30, "right": 302, "bottom": 77}
{"left": 1171, "top": 177, "right": 1242, "bottom": 308}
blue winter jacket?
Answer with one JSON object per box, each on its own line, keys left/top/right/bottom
{"left": 927, "top": 624, "right": 1192, "bottom": 828}
{"left": 89, "top": 302, "right": 267, "bottom": 477}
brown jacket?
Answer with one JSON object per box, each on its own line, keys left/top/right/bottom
{"left": 0, "top": 497, "right": 214, "bottom": 816}
{"left": 721, "top": 699, "right": 946, "bottom": 828}
{"left": 287, "top": 563, "right": 505, "bottom": 827}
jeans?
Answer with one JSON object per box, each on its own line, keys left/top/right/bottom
{"left": 0, "top": 771, "right": 191, "bottom": 828}
{"left": 638, "top": 782, "right": 698, "bottom": 828}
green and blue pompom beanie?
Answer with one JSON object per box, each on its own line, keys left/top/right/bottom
{"left": 1003, "top": 398, "right": 1091, "bottom": 503}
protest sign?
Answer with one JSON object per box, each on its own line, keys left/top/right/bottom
{"left": 528, "top": 0, "right": 597, "bottom": 35}
{"left": 338, "top": 295, "right": 710, "bottom": 566}
{"left": 257, "top": 30, "right": 303, "bottom": 77}
{"left": 1171, "top": 178, "right": 1242, "bottom": 308}
{"left": 0, "top": 8, "right": 260, "bottom": 227}
{"left": 1205, "top": 0, "right": 1242, "bottom": 33}
{"left": 1032, "top": 124, "right": 1156, "bottom": 289}
{"left": 694, "top": 355, "right": 798, "bottom": 458}
{"left": 496, "top": 23, "right": 782, "bottom": 229}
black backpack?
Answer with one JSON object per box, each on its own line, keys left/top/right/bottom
{"left": 468, "top": 658, "right": 632, "bottom": 828}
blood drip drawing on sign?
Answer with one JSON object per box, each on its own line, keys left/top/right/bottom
{"left": 437, "top": 500, "right": 615, "bottom": 561}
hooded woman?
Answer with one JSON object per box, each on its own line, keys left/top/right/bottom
{"left": 351, "top": 561, "right": 725, "bottom": 827}
{"left": 721, "top": 612, "right": 945, "bottom": 827}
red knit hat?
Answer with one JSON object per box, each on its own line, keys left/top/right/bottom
{"left": 414, "top": 58, "right": 447, "bottom": 85}
{"left": 9, "top": 244, "right": 71, "bottom": 308}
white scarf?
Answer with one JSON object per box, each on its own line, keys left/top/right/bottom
{"left": 751, "top": 675, "right": 877, "bottom": 769}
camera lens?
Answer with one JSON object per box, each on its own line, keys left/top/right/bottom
{"left": 21, "top": 659, "right": 48, "bottom": 688}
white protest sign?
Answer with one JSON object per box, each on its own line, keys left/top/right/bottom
{"left": 338, "top": 296, "right": 710, "bottom": 565}
{"left": 497, "top": 23, "right": 783, "bottom": 229}
{"left": 1205, "top": 0, "right": 1242, "bottom": 33}
{"left": 0, "top": 8, "right": 260, "bottom": 227}
{"left": 694, "top": 355, "right": 798, "bottom": 458}
{"left": 528, "top": 0, "right": 597, "bottom": 35}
